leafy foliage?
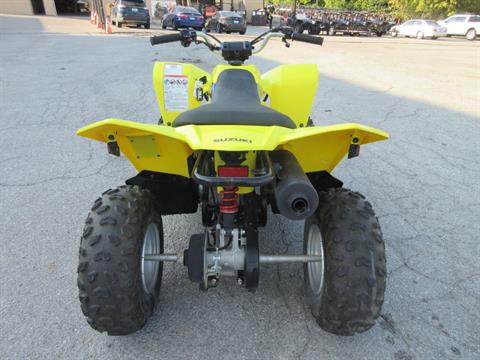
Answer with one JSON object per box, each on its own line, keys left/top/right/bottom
{"left": 272, "top": 0, "right": 479, "bottom": 19}
{"left": 389, "top": 0, "right": 480, "bottom": 19}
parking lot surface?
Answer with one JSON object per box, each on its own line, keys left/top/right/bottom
{"left": 0, "top": 15, "right": 479, "bottom": 360}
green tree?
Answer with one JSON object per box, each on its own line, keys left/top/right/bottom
{"left": 458, "top": 0, "right": 480, "bottom": 14}
{"left": 324, "top": 0, "right": 389, "bottom": 10}
{"left": 388, "top": 0, "right": 478, "bottom": 19}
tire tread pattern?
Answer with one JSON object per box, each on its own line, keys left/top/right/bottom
{"left": 77, "top": 185, "right": 163, "bottom": 335}
{"left": 306, "top": 188, "right": 386, "bottom": 335}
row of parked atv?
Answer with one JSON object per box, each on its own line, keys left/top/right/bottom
{"left": 292, "top": 10, "right": 397, "bottom": 37}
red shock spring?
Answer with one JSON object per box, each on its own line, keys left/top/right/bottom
{"left": 219, "top": 186, "right": 239, "bottom": 214}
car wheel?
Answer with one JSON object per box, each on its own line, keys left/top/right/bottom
{"left": 416, "top": 31, "right": 424, "bottom": 39}
{"left": 239, "top": 30, "right": 246, "bottom": 35}
{"left": 466, "top": 28, "right": 476, "bottom": 41}
{"left": 431, "top": 36, "right": 437, "bottom": 40}
{"left": 391, "top": 31, "right": 398, "bottom": 37}
{"left": 144, "top": 23, "right": 150, "bottom": 29}
{"left": 161, "top": 20, "right": 166, "bottom": 30}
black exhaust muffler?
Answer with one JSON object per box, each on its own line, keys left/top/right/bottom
{"left": 270, "top": 150, "right": 319, "bottom": 220}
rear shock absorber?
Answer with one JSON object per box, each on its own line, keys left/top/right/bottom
{"left": 219, "top": 186, "right": 239, "bottom": 230}
{"left": 219, "top": 186, "right": 239, "bottom": 214}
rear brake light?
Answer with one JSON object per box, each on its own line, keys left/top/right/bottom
{"left": 178, "top": 14, "right": 188, "bottom": 19}
{"left": 218, "top": 166, "right": 249, "bottom": 177}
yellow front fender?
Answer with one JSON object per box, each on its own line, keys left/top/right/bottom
{"left": 77, "top": 120, "right": 389, "bottom": 177}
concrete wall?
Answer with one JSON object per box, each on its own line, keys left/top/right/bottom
{"left": 0, "top": 0, "right": 34, "bottom": 15}
{"left": 43, "top": 0, "right": 57, "bottom": 15}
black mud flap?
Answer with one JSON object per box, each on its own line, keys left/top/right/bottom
{"left": 126, "top": 170, "right": 199, "bottom": 215}
{"left": 306, "top": 171, "right": 343, "bottom": 192}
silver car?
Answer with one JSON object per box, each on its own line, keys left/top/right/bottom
{"left": 391, "top": 19, "right": 447, "bottom": 39}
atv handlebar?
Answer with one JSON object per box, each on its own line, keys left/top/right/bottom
{"left": 149, "top": 27, "right": 323, "bottom": 64}
{"left": 150, "top": 33, "right": 182, "bottom": 46}
{"left": 291, "top": 32, "right": 324, "bottom": 45}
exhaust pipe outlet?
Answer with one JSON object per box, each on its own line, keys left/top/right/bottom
{"left": 270, "top": 150, "right": 319, "bottom": 220}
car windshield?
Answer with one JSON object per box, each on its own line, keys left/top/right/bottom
{"left": 220, "top": 11, "right": 241, "bottom": 18}
{"left": 177, "top": 7, "right": 200, "bottom": 15}
{"left": 122, "top": 0, "right": 145, "bottom": 6}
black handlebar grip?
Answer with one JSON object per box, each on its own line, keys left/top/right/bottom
{"left": 150, "top": 33, "right": 182, "bottom": 46}
{"left": 291, "top": 33, "right": 324, "bottom": 46}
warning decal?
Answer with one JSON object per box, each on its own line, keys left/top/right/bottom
{"left": 164, "top": 75, "right": 189, "bottom": 112}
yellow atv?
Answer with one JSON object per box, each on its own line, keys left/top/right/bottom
{"left": 77, "top": 27, "right": 388, "bottom": 336}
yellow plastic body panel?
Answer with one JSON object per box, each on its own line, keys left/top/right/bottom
{"left": 77, "top": 120, "right": 389, "bottom": 177}
{"left": 77, "top": 120, "right": 193, "bottom": 177}
{"left": 153, "top": 62, "right": 210, "bottom": 126}
{"left": 153, "top": 63, "right": 317, "bottom": 129}
{"left": 261, "top": 64, "right": 318, "bottom": 128}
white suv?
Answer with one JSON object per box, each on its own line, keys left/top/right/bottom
{"left": 438, "top": 14, "right": 480, "bottom": 40}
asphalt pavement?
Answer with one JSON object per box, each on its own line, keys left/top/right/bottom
{"left": 0, "top": 15, "right": 479, "bottom": 360}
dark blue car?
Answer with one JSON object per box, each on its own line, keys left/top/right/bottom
{"left": 161, "top": 6, "right": 204, "bottom": 31}
{"left": 111, "top": 0, "right": 150, "bottom": 29}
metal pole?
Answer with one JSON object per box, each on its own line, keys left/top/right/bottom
{"left": 259, "top": 255, "right": 322, "bottom": 263}
{"left": 144, "top": 253, "right": 184, "bottom": 263}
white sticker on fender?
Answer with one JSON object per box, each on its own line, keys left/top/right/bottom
{"left": 164, "top": 64, "right": 183, "bottom": 75}
{"left": 164, "top": 76, "right": 189, "bottom": 112}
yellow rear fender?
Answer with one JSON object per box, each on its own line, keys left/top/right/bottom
{"left": 77, "top": 119, "right": 193, "bottom": 177}
{"left": 77, "top": 119, "right": 388, "bottom": 177}
{"left": 277, "top": 123, "right": 389, "bottom": 173}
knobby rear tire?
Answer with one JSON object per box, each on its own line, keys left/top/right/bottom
{"left": 77, "top": 185, "right": 163, "bottom": 335}
{"left": 304, "top": 188, "right": 386, "bottom": 335}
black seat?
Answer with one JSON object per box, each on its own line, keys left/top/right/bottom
{"left": 172, "top": 69, "right": 296, "bottom": 129}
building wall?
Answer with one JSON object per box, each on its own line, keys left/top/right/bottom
{"left": 244, "top": 0, "right": 263, "bottom": 23}
{"left": 0, "top": 0, "right": 34, "bottom": 15}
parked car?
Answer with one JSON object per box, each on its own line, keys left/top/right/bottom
{"left": 390, "top": 19, "right": 447, "bottom": 39}
{"left": 111, "top": 0, "right": 150, "bottom": 29}
{"left": 162, "top": 6, "right": 204, "bottom": 31}
{"left": 438, "top": 14, "right": 480, "bottom": 40}
{"left": 204, "top": 11, "right": 246, "bottom": 34}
